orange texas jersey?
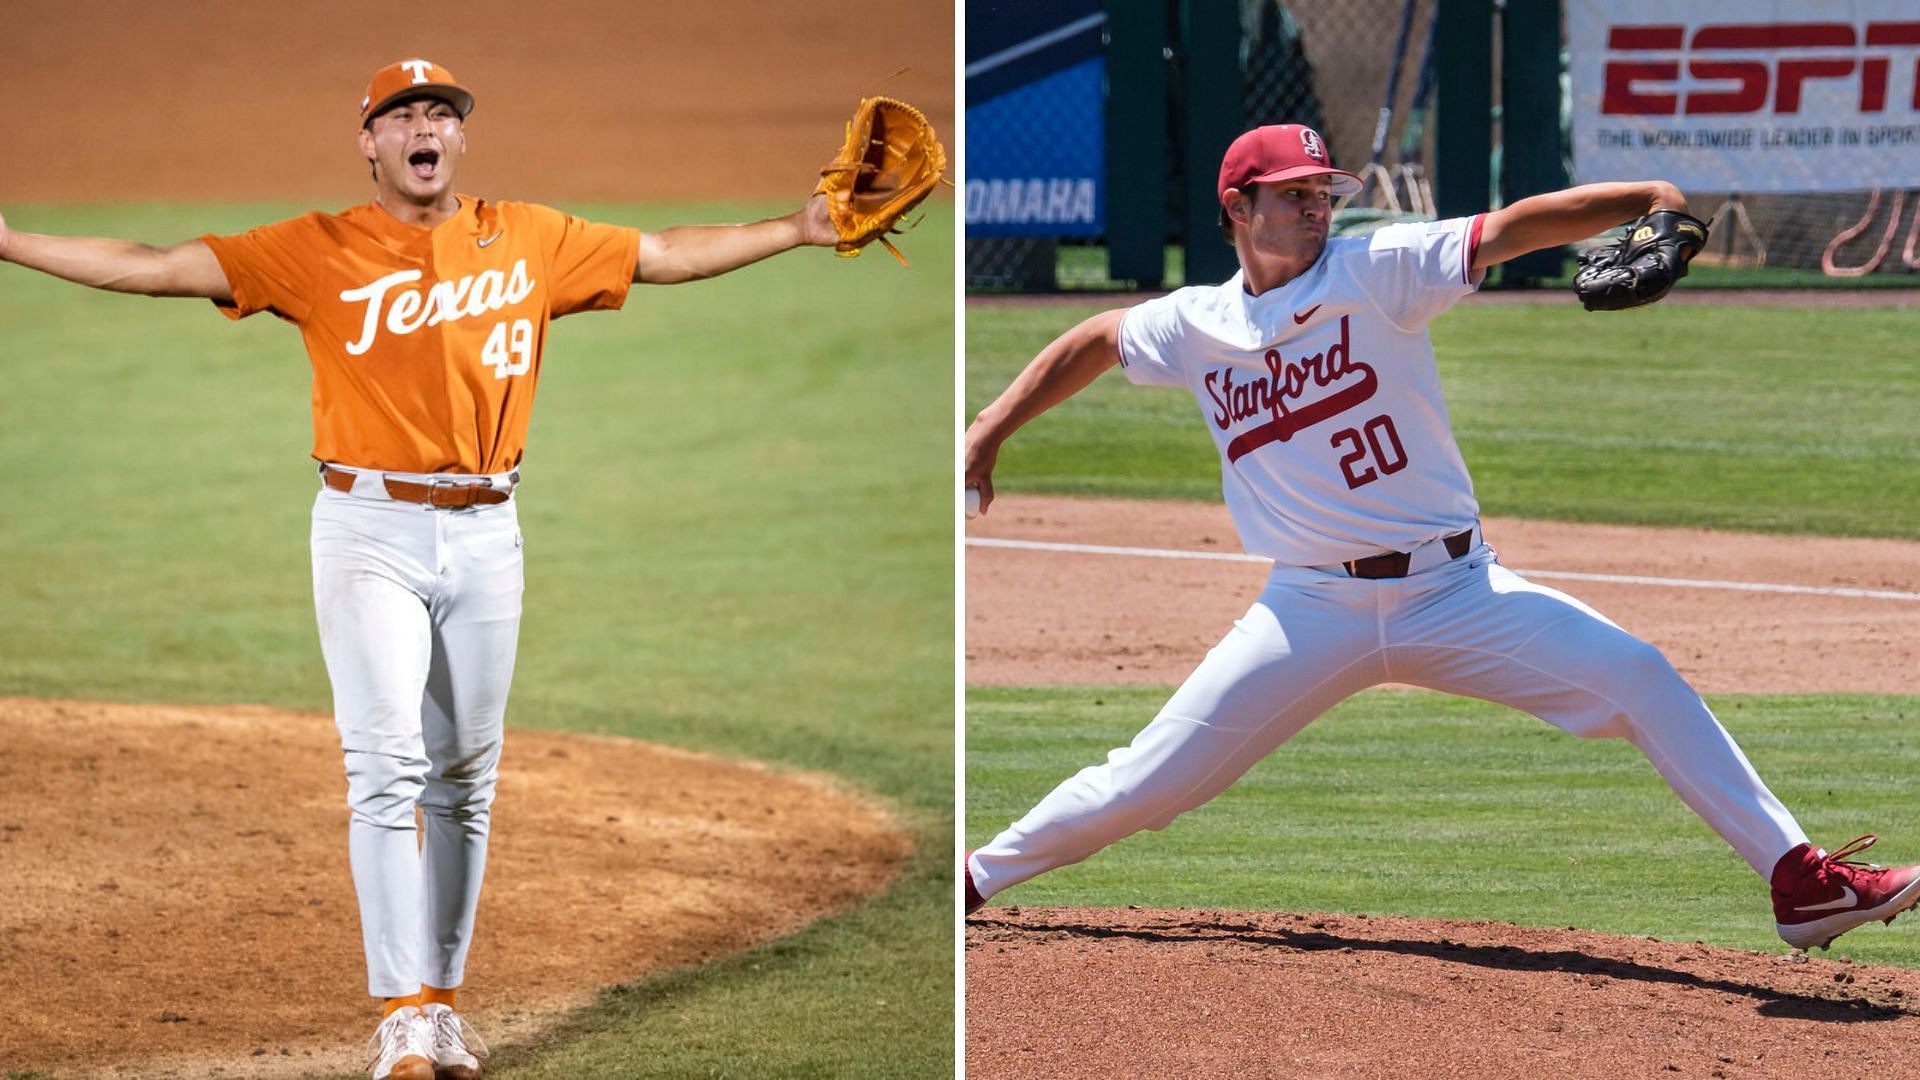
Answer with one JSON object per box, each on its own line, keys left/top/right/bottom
{"left": 201, "top": 196, "right": 639, "bottom": 475}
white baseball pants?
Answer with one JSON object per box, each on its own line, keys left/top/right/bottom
{"left": 969, "top": 541, "right": 1809, "bottom": 901}
{"left": 311, "top": 480, "right": 523, "bottom": 997}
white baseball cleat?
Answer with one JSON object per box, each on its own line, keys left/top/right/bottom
{"left": 422, "top": 1001, "right": 490, "bottom": 1080}
{"left": 366, "top": 1005, "right": 435, "bottom": 1080}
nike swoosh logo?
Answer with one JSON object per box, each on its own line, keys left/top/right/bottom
{"left": 477, "top": 231, "right": 505, "bottom": 248}
{"left": 1293, "top": 304, "right": 1323, "bottom": 325}
{"left": 1795, "top": 885, "right": 1858, "bottom": 913}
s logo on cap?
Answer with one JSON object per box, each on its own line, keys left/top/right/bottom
{"left": 1300, "top": 128, "right": 1327, "bottom": 162}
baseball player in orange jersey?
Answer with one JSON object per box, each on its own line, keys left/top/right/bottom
{"left": 964, "top": 124, "right": 1920, "bottom": 959}
{"left": 0, "top": 59, "right": 847, "bottom": 1080}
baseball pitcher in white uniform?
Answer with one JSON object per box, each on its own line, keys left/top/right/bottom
{"left": 963, "top": 124, "right": 1920, "bottom": 954}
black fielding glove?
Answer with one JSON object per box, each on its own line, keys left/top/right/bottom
{"left": 1573, "top": 209, "right": 1710, "bottom": 312}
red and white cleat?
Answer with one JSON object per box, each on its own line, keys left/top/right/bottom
{"left": 964, "top": 851, "right": 984, "bottom": 916}
{"left": 1772, "top": 835, "right": 1920, "bottom": 951}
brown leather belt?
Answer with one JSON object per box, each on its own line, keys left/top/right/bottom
{"left": 321, "top": 465, "right": 515, "bottom": 509}
{"left": 1341, "top": 528, "right": 1475, "bottom": 580}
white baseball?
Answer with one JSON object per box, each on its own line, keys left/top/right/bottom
{"left": 965, "top": 487, "right": 981, "bottom": 520}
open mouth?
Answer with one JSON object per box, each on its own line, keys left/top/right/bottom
{"left": 407, "top": 148, "right": 441, "bottom": 179}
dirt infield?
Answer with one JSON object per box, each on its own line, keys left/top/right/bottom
{"left": 966, "top": 494, "right": 1920, "bottom": 1077}
{"left": 967, "top": 495, "right": 1920, "bottom": 694}
{"left": 0, "top": 699, "right": 909, "bottom": 1078}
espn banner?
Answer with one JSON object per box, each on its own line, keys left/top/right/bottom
{"left": 1569, "top": 0, "right": 1920, "bottom": 192}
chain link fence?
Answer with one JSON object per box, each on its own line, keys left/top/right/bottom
{"left": 965, "top": 6, "right": 1107, "bottom": 290}
{"left": 1683, "top": 191, "right": 1911, "bottom": 276}
{"left": 966, "top": 1, "right": 1913, "bottom": 292}
{"left": 1246, "top": 0, "right": 1440, "bottom": 219}
{"left": 967, "top": 0, "right": 1447, "bottom": 291}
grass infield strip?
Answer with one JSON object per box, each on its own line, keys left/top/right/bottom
{"left": 965, "top": 301, "right": 1920, "bottom": 539}
{"left": 0, "top": 202, "right": 954, "bottom": 1079}
{"left": 968, "top": 686, "right": 1920, "bottom": 967}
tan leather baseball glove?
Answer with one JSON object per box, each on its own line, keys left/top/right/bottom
{"left": 815, "top": 97, "right": 949, "bottom": 267}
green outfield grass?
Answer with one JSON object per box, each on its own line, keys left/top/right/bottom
{"left": 966, "top": 299, "right": 1920, "bottom": 538}
{"left": 968, "top": 687, "right": 1920, "bottom": 965}
{"left": 0, "top": 202, "right": 954, "bottom": 1078}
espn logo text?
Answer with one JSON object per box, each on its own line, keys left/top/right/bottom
{"left": 1603, "top": 22, "right": 1920, "bottom": 116}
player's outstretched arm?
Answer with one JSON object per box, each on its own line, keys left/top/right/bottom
{"left": 634, "top": 194, "right": 836, "bottom": 285}
{"left": 964, "top": 309, "right": 1127, "bottom": 515}
{"left": 0, "top": 210, "right": 232, "bottom": 300}
{"left": 1471, "top": 181, "right": 1688, "bottom": 272}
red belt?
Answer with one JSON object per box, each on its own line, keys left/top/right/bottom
{"left": 321, "top": 465, "right": 515, "bottom": 509}
{"left": 1341, "top": 529, "right": 1475, "bottom": 579}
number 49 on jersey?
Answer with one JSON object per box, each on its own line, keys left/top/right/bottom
{"left": 484, "top": 318, "right": 533, "bottom": 379}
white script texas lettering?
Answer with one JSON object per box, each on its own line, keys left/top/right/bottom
{"left": 339, "top": 259, "right": 537, "bottom": 356}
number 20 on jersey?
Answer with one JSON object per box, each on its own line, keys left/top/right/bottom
{"left": 1333, "top": 413, "right": 1407, "bottom": 489}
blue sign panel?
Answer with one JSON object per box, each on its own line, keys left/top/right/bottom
{"left": 966, "top": 59, "right": 1105, "bottom": 238}
{"left": 965, "top": 6, "right": 1106, "bottom": 239}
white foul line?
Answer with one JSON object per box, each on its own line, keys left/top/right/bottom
{"left": 966, "top": 536, "right": 1920, "bottom": 603}
{"left": 1505, "top": 568, "right": 1920, "bottom": 603}
{"left": 971, "top": 536, "right": 1267, "bottom": 563}
{"left": 965, "top": 13, "right": 1109, "bottom": 79}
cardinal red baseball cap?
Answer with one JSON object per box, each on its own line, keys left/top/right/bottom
{"left": 360, "top": 59, "right": 474, "bottom": 126}
{"left": 1217, "top": 124, "right": 1363, "bottom": 204}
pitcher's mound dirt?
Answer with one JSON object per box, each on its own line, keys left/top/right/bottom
{"left": 0, "top": 698, "right": 910, "bottom": 1078}
{"left": 967, "top": 908, "right": 1920, "bottom": 1079}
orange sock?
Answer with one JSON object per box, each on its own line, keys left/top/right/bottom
{"left": 420, "top": 984, "right": 458, "bottom": 1010}
{"left": 381, "top": 993, "right": 421, "bottom": 1017}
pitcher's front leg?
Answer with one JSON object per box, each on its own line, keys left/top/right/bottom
{"left": 971, "top": 590, "right": 1381, "bottom": 904}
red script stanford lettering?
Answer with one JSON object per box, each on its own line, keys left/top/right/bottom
{"left": 1203, "top": 315, "right": 1378, "bottom": 462}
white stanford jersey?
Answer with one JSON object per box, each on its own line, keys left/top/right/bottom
{"left": 1117, "top": 215, "right": 1488, "bottom": 566}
